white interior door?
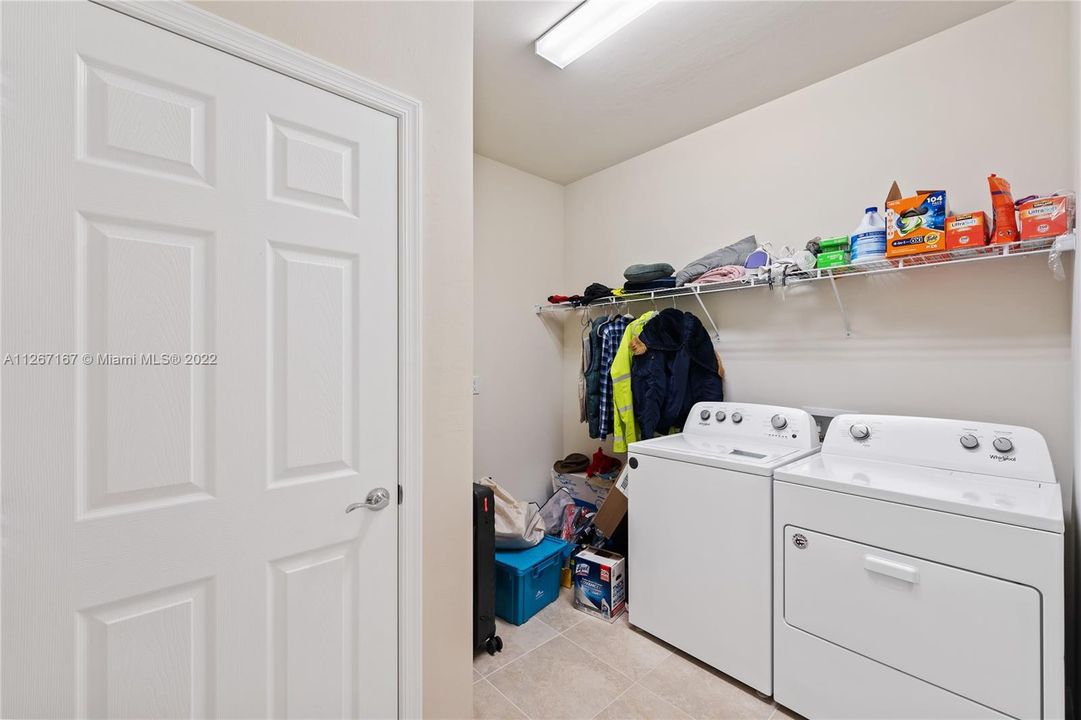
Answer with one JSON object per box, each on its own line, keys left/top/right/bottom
{"left": 2, "top": 2, "right": 399, "bottom": 717}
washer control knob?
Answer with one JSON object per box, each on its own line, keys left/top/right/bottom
{"left": 959, "top": 434, "right": 979, "bottom": 450}
{"left": 771, "top": 414, "right": 788, "bottom": 430}
{"left": 850, "top": 423, "right": 870, "bottom": 441}
{"left": 731, "top": 412, "right": 743, "bottom": 424}
{"left": 993, "top": 437, "right": 1014, "bottom": 453}
{"left": 715, "top": 411, "right": 726, "bottom": 422}
{"left": 699, "top": 409, "right": 711, "bottom": 421}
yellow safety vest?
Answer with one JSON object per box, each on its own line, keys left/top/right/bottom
{"left": 610, "top": 311, "right": 656, "bottom": 452}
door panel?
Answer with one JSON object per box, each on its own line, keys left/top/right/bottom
{"left": 3, "top": 3, "right": 398, "bottom": 718}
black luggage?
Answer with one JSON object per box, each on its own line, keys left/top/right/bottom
{"left": 473, "top": 483, "right": 502, "bottom": 655}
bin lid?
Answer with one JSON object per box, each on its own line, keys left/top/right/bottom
{"left": 495, "top": 536, "right": 569, "bottom": 574}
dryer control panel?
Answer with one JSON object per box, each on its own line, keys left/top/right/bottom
{"left": 823, "top": 414, "right": 1056, "bottom": 484}
{"left": 684, "top": 402, "right": 820, "bottom": 452}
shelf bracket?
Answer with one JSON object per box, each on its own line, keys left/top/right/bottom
{"left": 692, "top": 286, "right": 721, "bottom": 343}
{"left": 827, "top": 270, "right": 852, "bottom": 337}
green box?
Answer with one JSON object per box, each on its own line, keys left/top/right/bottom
{"left": 819, "top": 235, "right": 850, "bottom": 252}
{"left": 816, "top": 250, "right": 850, "bottom": 269}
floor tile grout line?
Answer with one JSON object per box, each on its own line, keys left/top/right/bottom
{"left": 560, "top": 615, "right": 674, "bottom": 685}
{"left": 479, "top": 677, "right": 533, "bottom": 720}
{"left": 559, "top": 627, "right": 638, "bottom": 684}
{"left": 482, "top": 631, "right": 562, "bottom": 680}
{"left": 634, "top": 679, "right": 695, "bottom": 720}
{"left": 589, "top": 681, "right": 636, "bottom": 720}
{"left": 475, "top": 617, "right": 561, "bottom": 678}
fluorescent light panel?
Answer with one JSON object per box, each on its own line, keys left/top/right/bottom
{"left": 535, "top": 0, "right": 661, "bottom": 69}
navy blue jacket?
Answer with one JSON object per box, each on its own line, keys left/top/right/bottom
{"left": 632, "top": 309, "right": 723, "bottom": 439}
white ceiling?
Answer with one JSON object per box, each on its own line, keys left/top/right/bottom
{"left": 475, "top": 1, "right": 1004, "bottom": 185}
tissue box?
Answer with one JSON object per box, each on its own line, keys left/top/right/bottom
{"left": 886, "top": 190, "right": 947, "bottom": 257}
{"left": 573, "top": 548, "right": 626, "bottom": 622}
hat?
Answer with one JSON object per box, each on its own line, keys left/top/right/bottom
{"left": 553, "top": 453, "right": 590, "bottom": 474}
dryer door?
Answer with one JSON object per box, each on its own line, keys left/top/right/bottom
{"left": 782, "top": 526, "right": 1041, "bottom": 719}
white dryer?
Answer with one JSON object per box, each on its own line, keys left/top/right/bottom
{"left": 627, "top": 401, "right": 820, "bottom": 695}
{"left": 774, "top": 414, "right": 1064, "bottom": 720}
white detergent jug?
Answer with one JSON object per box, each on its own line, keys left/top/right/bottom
{"left": 851, "top": 206, "right": 886, "bottom": 264}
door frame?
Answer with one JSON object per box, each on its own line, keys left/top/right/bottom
{"left": 90, "top": 1, "right": 425, "bottom": 715}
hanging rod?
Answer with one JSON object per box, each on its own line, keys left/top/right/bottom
{"left": 534, "top": 235, "right": 1073, "bottom": 314}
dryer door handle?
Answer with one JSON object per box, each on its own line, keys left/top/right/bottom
{"left": 864, "top": 555, "right": 920, "bottom": 584}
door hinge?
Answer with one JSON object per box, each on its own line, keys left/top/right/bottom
{"left": 398, "top": 484, "right": 403, "bottom": 505}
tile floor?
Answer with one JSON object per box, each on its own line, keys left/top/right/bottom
{"left": 473, "top": 588, "right": 804, "bottom": 720}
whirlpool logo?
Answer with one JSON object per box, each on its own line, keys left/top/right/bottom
{"left": 989, "top": 454, "right": 1017, "bottom": 462}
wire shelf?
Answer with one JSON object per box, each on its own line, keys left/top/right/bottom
{"left": 534, "top": 235, "right": 1073, "bottom": 314}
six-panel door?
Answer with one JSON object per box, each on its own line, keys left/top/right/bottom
{"left": 2, "top": 2, "right": 399, "bottom": 717}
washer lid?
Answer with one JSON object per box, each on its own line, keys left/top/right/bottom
{"left": 630, "top": 433, "right": 818, "bottom": 475}
{"left": 775, "top": 454, "right": 1064, "bottom": 532}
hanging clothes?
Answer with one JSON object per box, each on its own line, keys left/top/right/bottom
{"left": 598, "top": 315, "right": 630, "bottom": 439}
{"left": 632, "top": 308, "right": 723, "bottom": 440}
{"left": 583, "top": 315, "right": 611, "bottom": 439}
{"left": 610, "top": 310, "right": 656, "bottom": 452}
{"left": 578, "top": 322, "right": 591, "bottom": 423}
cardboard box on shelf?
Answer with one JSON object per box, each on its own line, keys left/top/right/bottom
{"left": 886, "top": 189, "right": 947, "bottom": 257}
{"left": 551, "top": 469, "right": 613, "bottom": 511}
{"left": 945, "top": 212, "right": 990, "bottom": 250}
{"left": 1018, "top": 195, "right": 1075, "bottom": 240}
{"left": 573, "top": 547, "right": 626, "bottom": 622}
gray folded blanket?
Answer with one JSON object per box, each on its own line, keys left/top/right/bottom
{"left": 624, "top": 262, "right": 675, "bottom": 283}
{"left": 675, "top": 235, "right": 758, "bottom": 286}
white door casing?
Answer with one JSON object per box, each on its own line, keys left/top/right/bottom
{"left": 1, "top": 2, "right": 421, "bottom": 717}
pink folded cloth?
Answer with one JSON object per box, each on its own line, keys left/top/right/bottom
{"left": 690, "top": 265, "right": 746, "bottom": 284}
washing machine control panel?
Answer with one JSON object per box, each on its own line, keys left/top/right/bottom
{"left": 685, "top": 402, "right": 819, "bottom": 451}
{"left": 822, "top": 414, "right": 1056, "bottom": 484}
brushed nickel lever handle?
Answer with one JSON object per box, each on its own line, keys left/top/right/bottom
{"left": 346, "top": 487, "right": 391, "bottom": 513}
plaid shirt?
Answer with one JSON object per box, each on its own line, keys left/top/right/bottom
{"left": 598, "top": 316, "right": 628, "bottom": 439}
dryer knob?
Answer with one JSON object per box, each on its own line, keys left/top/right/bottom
{"left": 715, "top": 411, "right": 726, "bottom": 422}
{"left": 849, "top": 423, "right": 870, "bottom": 440}
{"left": 731, "top": 412, "right": 743, "bottom": 424}
{"left": 959, "top": 434, "right": 979, "bottom": 450}
{"left": 993, "top": 437, "right": 1014, "bottom": 453}
{"left": 771, "top": 414, "right": 788, "bottom": 430}
{"left": 699, "top": 409, "right": 712, "bottom": 421}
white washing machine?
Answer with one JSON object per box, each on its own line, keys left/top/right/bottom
{"left": 774, "top": 414, "right": 1064, "bottom": 720}
{"left": 627, "top": 401, "right": 820, "bottom": 695}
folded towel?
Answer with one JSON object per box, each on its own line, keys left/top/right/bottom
{"left": 690, "top": 265, "right": 746, "bottom": 284}
{"left": 624, "top": 263, "right": 675, "bottom": 283}
{"left": 675, "top": 235, "right": 757, "bottom": 285}
{"left": 623, "top": 277, "right": 677, "bottom": 292}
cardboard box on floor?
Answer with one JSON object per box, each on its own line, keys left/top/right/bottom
{"left": 594, "top": 467, "right": 630, "bottom": 538}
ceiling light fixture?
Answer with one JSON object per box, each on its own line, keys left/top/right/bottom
{"left": 535, "top": 0, "right": 661, "bottom": 69}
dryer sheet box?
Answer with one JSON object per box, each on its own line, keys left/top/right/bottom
{"left": 573, "top": 548, "right": 626, "bottom": 623}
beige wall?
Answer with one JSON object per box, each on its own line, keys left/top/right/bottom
{"left": 473, "top": 156, "right": 565, "bottom": 504}
{"left": 196, "top": 2, "right": 474, "bottom": 717}
{"left": 561, "top": 0, "right": 1076, "bottom": 519}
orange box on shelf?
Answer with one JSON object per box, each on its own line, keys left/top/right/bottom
{"left": 886, "top": 190, "right": 947, "bottom": 257}
{"left": 1018, "top": 195, "right": 1074, "bottom": 240}
{"left": 945, "top": 212, "right": 989, "bottom": 251}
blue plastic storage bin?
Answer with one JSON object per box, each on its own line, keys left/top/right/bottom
{"left": 494, "top": 536, "right": 572, "bottom": 625}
